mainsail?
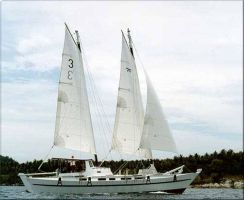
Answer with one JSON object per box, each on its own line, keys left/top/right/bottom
{"left": 112, "top": 31, "right": 152, "bottom": 159}
{"left": 112, "top": 29, "right": 177, "bottom": 159}
{"left": 54, "top": 24, "right": 96, "bottom": 154}
{"left": 140, "top": 73, "right": 177, "bottom": 153}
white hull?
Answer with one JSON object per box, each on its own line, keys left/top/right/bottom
{"left": 19, "top": 169, "right": 201, "bottom": 194}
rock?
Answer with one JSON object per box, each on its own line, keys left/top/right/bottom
{"left": 193, "top": 179, "right": 243, "bottom": 188}
{"left": 201, "top": 184, "right": 208, "bottom": 188}
{"left": 213, "top": 183, "right": 220, "bottom": 188}
{"left": 201, "top": 183, "right": 220, "bottom": 188}
{"left": 234, "top": 181, "right": 243, "bottom": 189}
{"left": 220, "top": 179, "right": 232, "bottom": 188}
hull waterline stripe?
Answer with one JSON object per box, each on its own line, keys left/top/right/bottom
{"left": 32, "top": 178, "right": 192, "bottom": 187}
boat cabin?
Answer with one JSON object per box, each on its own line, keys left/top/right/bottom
{"left": 51, "top": 158, "right": 113, "bottom": 177}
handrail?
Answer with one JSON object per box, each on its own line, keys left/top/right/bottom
{"left": 24, "top": 172, "right": 56, "bottom": 176}
{"left": 163, "top": 165, "right": 184, "bottom": 175}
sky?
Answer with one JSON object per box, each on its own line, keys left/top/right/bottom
{"left": 1, "top": 1, "right": 243, "bottom": 163}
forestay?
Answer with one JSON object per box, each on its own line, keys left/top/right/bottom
{"left": 53, "top": 25, "right": 96, "bottom": 154}
{"left": 140, "top": 73, "right": 177, "bottom": 153}
{"left": 112, "top": 32, "right": 151, "bottom": 159}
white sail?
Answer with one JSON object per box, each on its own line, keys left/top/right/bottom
{"left": 112, "top": 32, "right": 152, "bottom": 159}
{"left": 53, "top": 25, "right": 96, "bottom": 154}
{"left": 140, "top": 73, "right": 177, "bottom": 153}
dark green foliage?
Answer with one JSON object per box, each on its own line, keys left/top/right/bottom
{"left": 0, "top": 149, "right": 243, "bottom": 185}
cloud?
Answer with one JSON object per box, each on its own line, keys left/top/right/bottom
{"left": 1, "top": 1, "right": 242, "bottom": 162}
{"left": 2, "top": 80, "right": 57, "bottom": 161}
{"left": 174, "top": 129, "right": 242, "bottom": 155}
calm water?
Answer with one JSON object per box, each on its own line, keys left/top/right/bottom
{"left": 0, "top": 186, "right": 243, "bottom": 199}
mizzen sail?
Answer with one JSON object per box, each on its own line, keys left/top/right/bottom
{"left": 140, "top": 73, "right": 177, "bottom": 153}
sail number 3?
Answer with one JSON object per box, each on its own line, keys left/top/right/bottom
{"left": 68, "top": 58, "right": 73, "bottom": 80}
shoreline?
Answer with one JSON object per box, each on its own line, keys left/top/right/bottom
{"left": 192, "top": 179, "right": 243, "bottom": 189}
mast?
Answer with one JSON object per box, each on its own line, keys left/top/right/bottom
{"left": 75, "top": 29, "right": 98, "bottom": 165}
{"left": 127, "top": 28, "right": 134, "bottom": 58}
{"left": 111, "top": 29, "right": 152, "bottom": 159}
{"left": 75, "top": 30, "right": 81, "bottom": 52}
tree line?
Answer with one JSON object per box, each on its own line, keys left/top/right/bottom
{"left": 0, "top": 149, "right": 243, "bottom": 185}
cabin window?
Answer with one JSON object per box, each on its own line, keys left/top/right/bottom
{"left": 135, "top": 177, "right": 144, "bottom": 180}
{"left": 98, "top": 178, "right": 106, "bottom": 181}
{"left": 80, "top": 178, "right": 87, "bottom": 181}
{"left": 97, "top": 171, "right": 101, "bottom": 173}
{"left": 109, "top": 178, "right": 115, "bottom": 180}
{"left": 121, "top": 177, "right": 131, "bottom": 180}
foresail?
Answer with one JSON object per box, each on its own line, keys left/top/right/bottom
{"left": 140, "top": 73, "right": 177, "bottom": 153}
{"left": 54, "top": 25, "right": 96, "bottom": 154}
{"left": 112, "top": 32, "right": 152, "bottom": 159}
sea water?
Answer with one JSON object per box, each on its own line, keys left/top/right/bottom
{"left": 0, "top": 186, "right": 243, "bottom": 199}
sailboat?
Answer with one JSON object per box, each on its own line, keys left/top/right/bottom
{"left": 19, "top": 24, "right": 202, "bottom": 194}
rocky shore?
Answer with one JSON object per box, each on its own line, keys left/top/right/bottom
{"left": 193, "top": 179, "right": 244, "bottom": 189}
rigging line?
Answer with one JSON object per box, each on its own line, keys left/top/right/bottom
{"left": 85, "top": 67, "right": 108, "bottom": 158}
{"left": 141, "top": 160, "right": 145, "bottom": 168}
{"left": 131, "top": 40, "right": 147, "bottom": 74}
{"left": 79, "top": 38, "right": 129, "bottom": 163}
{"left": 131, "top": 40, "right": 152, "bottom": 158}
{"left": 90, "top": 82, "right": 112, "bottom": 139}
{"left": 80, "top": 43, "right": 112, "bottom": 134}
{"left": 99, "top": 149, "right": 112, "bottom": 167}
{"left": 81, "top": 64, "right": 117, "bottom": 163}
{"left": 128, "top": 40, "right": 137, "bottom": 153}
{"left": 79, "top": 46, "right": 110, "bottom": 135}
{"left": 53, "top": 45, "right": 63, "bottom": 147}
{"left": 114, "top": 160, "right": 129, "bottom": 175}
{"left": 127, "top": 34, "right": 145, "bottom": 152}
{"left": 85, "top": 61, "right": 111, "bottom": 157}
{"left": 93, "top": 95, "right": 109, "bottom": 158}
{"left": 89, "top": 81, "right": 113, "bottom": 160}
{"left": 79, "top": 42, "right": 117, "bottom": 160}
{"left": 38, "top": 145, "right": 54, "bottom": 171}
{"left": 83, "top": 63, "right": 106, "bottom": 129}
{"left": 134, "top": 66, "right": 142, "bottom": 153}
{"left": 88, "top": 71, "right": 113, "bottom": 135}
{"left": 130, "top": 49, "right": 144, "bottom": 157}
{"left": 77, "top": 52, "right": 86, "bottom": 157}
